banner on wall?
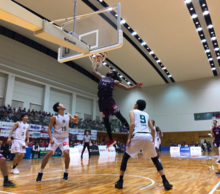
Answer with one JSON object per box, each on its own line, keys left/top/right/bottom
{"left": 40, "top": 131, "right": 49, "bottom": 139}
{"left": 1, "top": 122, "right": 14, "bottom": 128}
{"left": 29, "top": 124, "right": 41, "bottom": 131}
{"left": 29, "top": 131, "right": 41, "bottom": 139}
{"left": 69, "top": 129, "right": 86, "bottom": 141}
{"left": 91, "top": 130, "right": 97, "bottom": 140}
{"left": 0, "top": 128, "right": 12, "bottom": 137}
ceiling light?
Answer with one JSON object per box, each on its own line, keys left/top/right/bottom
{"left": 141, "top": 42, "right": 146, "bottom": 46}
{"left": 162, "top": 67, "right": 166, "bottom": 70}
{"left": 185, "top": 0, "right": 191, "bottom": 4}
{"left": 196, "top": 22, "right": 199, "bottom": 24}
{"left": 217, "top": 56, "right": 220, "bottom": 59}
{"left": 103, "top": 62, "right": 107, "bottom": 65}
{"left": 215, "top": 48, "right": 219, "bottom": 51}
{"left": 138, "top": 38, "right": 140, "bottom": 40}
{"left": 201, "top": 39, "right": 206, "bottom": 43}
{"left": 127, "top": 82, "right": 131, "bottom": 85}
{"left": 156, "top": 60, "right": 161, "bottom": 63}
{"left": 108, "top": 7, "right": 113, "bottom": 11}
{"left": 203, "top": 10, "right": 209, "bottom": 15}
{"left": 202, "top": 4, "right": 206, "bottom": 7}
{"left": 99, "top": 0, "right": 103, "bottom": 2}
{"left": 211, "top": 64, "right": 214, "bottom": 66}
{"left": 211, "top": 37, "right": 217, "bottom": 41}
{"left": 147, "top": 48, "right": 149, "bottom": 49}
{"left": 201, "top": 34, "right": 203, "bottom": 36}
{"left": 119, "top": 75, "right": 123, "bottom": 78}
{"left": 215, "top": 43, "right": 217, "bottom": 45}
{"left": 211, "top": 67, "right": 216, "bottom": 70}
{"left": 208, "top": 55, "right": 210, "bottom": 57}
{"left": 115, "top": 14, "right": 118, "bottom": 17}
{"left": 121, "top": 19, "right": 126, "bottom": 24}
{"left": 168, "top": 75, "right": 172, "bottom": 78}
{"left": 197, "top": 27, "right": 202, "bottom": 31}
{"left": 211, "top": 32, "right": 214, "bottom": 34}
{"left": 205, "top": 49, "right": 210, "bottom": 53}
{"left": 190, "top": 8, "right": 193, "bottom": 10}
{"left": 218, "top": 53, "right": 220, "bottom": 55}
{"left": 149, "top": 51, "right": 154, "bottom": 55}
{"left": 191, "top": 14, "right": 197, "bottom": 19}
{"left": 132, "top": 31, "right": 137, "bottom": 36}
{"left": 128, "top": 27, "right": 130, "bottom": 29}
{"left": 208, "top": 58, "right": 213, "bottom": 61}
{"left": 208, "top": 24, "right": 213, "bottom": 29}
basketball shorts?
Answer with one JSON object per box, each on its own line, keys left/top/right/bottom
{"left": 47, "top": 136, "right": 69, "bottom": 154}
{"left": 11, "top": 139, "right": 26, "bottom": 153}
{"left": 126, "top": 133, "right": 157, "bottom": 159}
{"left": 99, "top": 98, "right": 120, "bottom": 118}
{"left": 155, "top": 137, "right": 161, "bottom": 149}
{"left": 214, "top": 138, "right": 220, "bottom": 148}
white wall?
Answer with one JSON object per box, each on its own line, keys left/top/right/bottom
{"left": 12, "top": 77, "right": 44, "bottom": 109}
{"left": 114, "top": 77, "right": 220, "bottom": 132}
{"left": 49, "top": 88, "right": 71, "bottom": 114}
{"left": 76, "top": 96, "right": 92, "bottom": 119}
{"left": 0, "top": 72, "right": 7, "bottom": 105}
{"left": 0, "top": 35, "right": 98, "bottom": 95}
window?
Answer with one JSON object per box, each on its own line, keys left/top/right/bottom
{"left": 84, "top": 114, "right": 92, "bottom": 120}
{"left": 12, "top": 100, "right": 23, "bottom": 109}
{"left": 30, "top": 103, "right": 42, "bottom": 111}
{"left": 194, "top": 112, "right": 220, "bottom": 120}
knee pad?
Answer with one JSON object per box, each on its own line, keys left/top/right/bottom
{"left": 151, "top": 157, "right": 163, "bottom": 171}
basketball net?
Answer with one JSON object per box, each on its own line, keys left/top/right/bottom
{"left": 89, "top": 52, "right": 107, "bottom": 69}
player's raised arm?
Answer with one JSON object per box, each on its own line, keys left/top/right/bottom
{"left": 148, "top": 118, "right": 155, "bottom": 143}
{"left": 68, "top": 113, "right": 79, "bottom": 123}
{"left": 114, "top": 81, "right": 143, "bottom": 91}
{"left": 7, "top": 122, "right": 19, "bottom": 143}
{"left": 48, "top": 116, "right": 56, "bottom": 144}
{"left": 127, "top": 110, "right": 135, "bottom": 147}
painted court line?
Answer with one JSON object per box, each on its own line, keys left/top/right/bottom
{"left": 0, "top": 191, "right": 16, "bottom": 194}
{"left": 209, "top": 181, "right": 220, "bottom": 194}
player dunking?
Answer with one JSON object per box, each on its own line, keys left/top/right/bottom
{"left": 152, "top": 120, "right": 163, "bottom": 161}
{"left": 92, "top": 53, "right": 143, "bottom": 148}
{"left": 8, "top": 113, "right": 29, "bottom": 174}
{"left": 211, "top": 120, "right": 220, "bottom": 163}
{"left": 36, "top": 102, "right": 78, "bottom": 182}
{"left": 115, "top": 100, "right": 172, "bottom": 190}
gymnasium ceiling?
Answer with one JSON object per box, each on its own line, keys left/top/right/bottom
{"left": 0, "top": 0, "right": 220, "bottom": 87}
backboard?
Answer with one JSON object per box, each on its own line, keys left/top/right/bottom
{"left": 57, "top": 3, "right": 123, "bottom": 63}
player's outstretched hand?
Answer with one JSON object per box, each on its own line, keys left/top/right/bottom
{"left": 50, "top": 138, "right": 54, "bottom": 144}
{"left": 137, "top": 82, "right": 144, "bottom": 87}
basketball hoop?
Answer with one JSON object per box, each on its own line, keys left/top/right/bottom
{"left": 89, "top": 52, "right": 107, "bottom": 69}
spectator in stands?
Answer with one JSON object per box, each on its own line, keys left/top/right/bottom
{"left": 195, "top": 142, "right": 199, "bottom": 147}
{"left": 32, "top": 142, "right": 40, "bottom": 159}
{"left": 122, "top": 144, "right": 126, "bottom": 153}
{"left": 174, "top": 142, "right": 177, "bottom": 146}
{"left": 22, "top": 108, "right": 27, "bottom": 113}
{"left": 207, "top": 141, "right": 211, "bottom": 151}
{"left": 182, "top": 140, "right": 186, "bottom": 146}
{"left": 28, "top": 141, "right": 34, "bottom": 147}
{"left": 12, "top": 108, "right": 16, "bottom": 113}
{"left": 31, "top": 109, "right": 35, "bottom": 114}
{"left": 45, "top": 141, "right": 49, "bottom": 148}
{"left": 201, "top": 144, "right": 205, "bottom": 152}
{"left": 169, "top": 140, "right": 173, "bottom": 146}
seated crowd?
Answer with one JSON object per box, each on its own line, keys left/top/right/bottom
{"left": 169, "top": 140, "right": 212, "bottom": 152}
{"left": 0, "top": 105, "right": 125, "bottom": 132}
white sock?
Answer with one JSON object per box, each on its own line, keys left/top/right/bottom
{"left": 65, "top": 169, "right": 68, "bottom": 173}
{"left": 39, "top": 169, "right": 43, "bottom": 173}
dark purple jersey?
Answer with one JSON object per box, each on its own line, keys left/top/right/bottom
{"left": 98, "top": 77, "right": 114, "bottom": 100}
{"left": 213, "top": 125, "right": 220, "bottom": 139}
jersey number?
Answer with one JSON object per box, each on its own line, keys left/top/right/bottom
{"left": 22, "top": 132, "right": 24, "bottom": 136}
{"left": 140, "top": 115, "right": 146, "bottom": 123}
{"left": 62, "top": 126, "right": 67, "bottom": 131}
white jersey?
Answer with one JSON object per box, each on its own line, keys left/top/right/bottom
{"left": 133, "top": 109, "right": 150, "bottom": 134}
{"left": 14, "top": 121, "right": 29, "bottom": 141}
{"left": 154, "top": 126, "right": 160, "bottom": 139}
{"left": 53, "top": 113, "right": 69, "bottom": 139}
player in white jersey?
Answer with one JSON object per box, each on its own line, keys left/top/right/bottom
{"left": 7, "top": 113, "right": 29, "bottom": 174}
{"left": 152, "top": 120, "right": 163, "bottom": 160}
{"left": 36, "top": 102, "right": 78, "bottom": 182}
{"left": 115, "top": 100, "right": 172, "bottom": 190}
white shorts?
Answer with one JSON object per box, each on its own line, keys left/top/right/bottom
{"left": 11, "top": 139, "right": 26, "bottom": 153}
{"left": 126, "top": 133, "right": 157, "bottom": 159}
{"left": 47, "top": 137, "right": 69, "bottom": 154}
{"left": 155, "top": 137, "right": 161, "bottom": 149}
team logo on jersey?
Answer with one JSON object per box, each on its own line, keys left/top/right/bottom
{"left": 62, "top": 120, "right": 66, "bottom": 123}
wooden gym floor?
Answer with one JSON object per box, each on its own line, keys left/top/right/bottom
{"left": 0, "top": 152, "right": 220, "bottom": 194}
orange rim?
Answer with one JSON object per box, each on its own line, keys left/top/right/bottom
{"left": 90, "top": 52, "right": 107, "bottom": 59}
